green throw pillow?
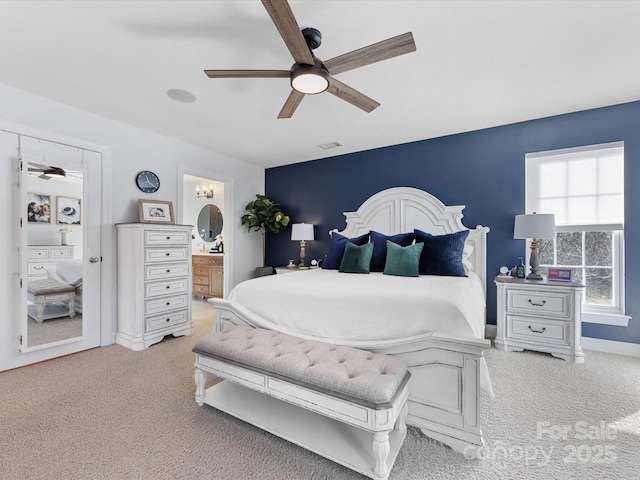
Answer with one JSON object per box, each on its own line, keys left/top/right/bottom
{"left": 383, "top": 240, "right": 424, "bottom": 277}
{"left": 339, "top": 241, "right": 373, "bottom": 274}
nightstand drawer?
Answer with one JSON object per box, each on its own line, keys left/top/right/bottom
{"left": 508, "top": 316, "right": 570, "bottom": 345}
{"left": 507, "top": 290, "right": 571, "bottom": 318}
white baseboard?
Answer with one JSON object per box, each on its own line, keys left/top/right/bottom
{"left": 485, "top": 324, "right": 640, "bottom": 358}
{"left": 581, "top": 336, "right": 640, "bottom": 358}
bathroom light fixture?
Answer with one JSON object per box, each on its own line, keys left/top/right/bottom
{"left": 196, "top": 185, "right": 214, "bottom": 199}
{"left": 291, "top": 223, "right": 314, "bottom": 267}
{"left": 514, "top": 213, "right": 556, "bottom": 280}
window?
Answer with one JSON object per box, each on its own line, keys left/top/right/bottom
{"left": 525, "top": 142, "right": 628, "bottom": 325}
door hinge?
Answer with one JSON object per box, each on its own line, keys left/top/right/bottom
{"left": 20, "top": 278, "right": 22, "bottom": 288}
{"left": 19, "top": 335, "right": 22, "bottom": 345}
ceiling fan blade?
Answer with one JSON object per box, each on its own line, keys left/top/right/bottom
{"left": 204, "top": 70, "right": 290, "bottom": 79}
{"left": 323, "top": 32, "right": 416, "bottom": 75}
{"left": 277, "top": 90, "right": 305, "bottom": 119}
{"left": 327, "top": 78, "right": 380, "bottom": 113}
{"left": 261, "top": 0, "right": 314, "bottom": 65}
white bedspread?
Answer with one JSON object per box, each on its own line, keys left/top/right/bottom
{"left": 229, "top": 268, "right": 486, "bottom": 343}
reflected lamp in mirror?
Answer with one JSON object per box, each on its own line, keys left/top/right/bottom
{"left": 196, "top": 184, "right": 214, "bottom": 199}
{"left": 514, "top": 213, "right": 556, "bottom": 280}
{"left": 291, "top": 223, "right": 314, "bottom": 267}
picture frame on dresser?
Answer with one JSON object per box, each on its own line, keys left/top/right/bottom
{"left": 27, "top": 193, "right": 51, "bottom": 224}
{"left": 138, "top": 199, "right": 174, "bottom": 224}
{"left": 56, "top": 196, "right": 81, "bottom": 225}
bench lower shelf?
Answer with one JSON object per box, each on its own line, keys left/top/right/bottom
{"left": 202, "top": 380, "right": 406, "bottom": 480}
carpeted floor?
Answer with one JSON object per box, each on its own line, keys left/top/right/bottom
{"left": 1, "top": 298, "right": 639, "bottom": 479}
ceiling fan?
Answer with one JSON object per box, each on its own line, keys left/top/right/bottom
{"left": 204, "top": 0, "right": 417, "bottom": 118}
{"left": 27, "top": 163, "right": 66, "bottom": 180}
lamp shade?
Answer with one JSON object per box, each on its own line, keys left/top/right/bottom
{"left": 291, "top": 223, "right": 314, "bottom": 241}
{"left": 514, "top": 213, "right": 556, "bottom": 239}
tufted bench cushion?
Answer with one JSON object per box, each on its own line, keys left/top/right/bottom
{"left": 28, "top": 278, "right": 76, "bottom": 295}
{"left": 193, "top": 325, "right": 409, "bottom": 408}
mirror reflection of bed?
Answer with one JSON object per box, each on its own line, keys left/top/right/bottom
{"left": 27, "top": 259, "right": 83, "bottom": 347}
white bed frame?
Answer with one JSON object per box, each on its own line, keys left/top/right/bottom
{"left": 212, "top": 187, "right": 491, "bottom": 456}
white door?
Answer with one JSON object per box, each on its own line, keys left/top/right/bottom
{"left": 16, "top": 136, "right": 101, "bottom": 358}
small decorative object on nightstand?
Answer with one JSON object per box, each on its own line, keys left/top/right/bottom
{"left": 494, "top": 277, "right": 585, "bottom": 363}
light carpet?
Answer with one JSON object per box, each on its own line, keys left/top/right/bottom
{"left": 1, "top": 300, "right": 639, "bottom": 479}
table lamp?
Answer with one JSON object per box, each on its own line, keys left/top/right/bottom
{"left": 291, "top": 223, "right": 314, "bottom": 267}
{"left": 513, "top": 213, "right": 556, "bottom": 280}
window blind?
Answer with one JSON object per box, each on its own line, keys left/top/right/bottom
{"left": 525, "top": 142, "right": 624, "bottom": 230}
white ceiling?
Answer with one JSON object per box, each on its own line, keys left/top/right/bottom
{"left": 1, "top": 1, "right": 639, "bottom": 168}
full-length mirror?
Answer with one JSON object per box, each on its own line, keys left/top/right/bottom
{"left": 24, "top": 161, "right": 84, "bottom": 349}
{"left": 197, "top": 204, "right": 223, "bottom": 242}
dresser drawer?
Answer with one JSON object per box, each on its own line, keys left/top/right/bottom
{"left": 145, "top": 309, "right": 189, "bottom": 333}
{"left": 507, "top": 290, "right": 572, "bottom": 319}
{"left": 50, "top": 247, "right": 72, "bottom": 259}
{"left": 193, "top": 265, "right": 209, "bottom": 276}
{"left": 145, "top": 277, "right": 189, "bottom": 297}
{"left": 193, "top": 255, "right": 224, "bottom": 266}
{"left": 145, "top": 294, "right": 190, "bottom": 316}
{"left": 193, "top": 284, "right": 209, "bottom": 296}
{"left": 28, "top": 248, "right": 50, "bottom": 260}
{"left": 28, "top": 262, "right": 55, "bottom": 276}
{"left": 508, "top": 316, "right": 570, "bottom": 346}
{"left": 193, "top": 275, "right": 209, "bottom": 286}
{"left": 144, "top": 229, "right": 190, "bottom": 246}
{"left": 145, "top": 247, "right": 189, "bottom": 263}
{"left": 145, "top": 262, "right": 189, "bottom": 280}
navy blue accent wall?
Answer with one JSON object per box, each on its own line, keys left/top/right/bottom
{"left": 265, "top": 100, "right": 640, "bottom": 344}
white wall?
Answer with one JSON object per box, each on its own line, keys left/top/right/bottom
{"left": 0, "top": 82, "right": 264, "bottom": 370}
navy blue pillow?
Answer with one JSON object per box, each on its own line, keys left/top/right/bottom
{"left": 322, "top": 232, "right": 370, "bottom": 270}
{"left": 370, "top": 231, "right": 415, "bottom": 272}
{"left": 414, "top": 229, "right": 469, "bottom": 276}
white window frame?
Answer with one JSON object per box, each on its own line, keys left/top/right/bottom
{"left": 525, "top": 143, "right": 629, "bottom": 327}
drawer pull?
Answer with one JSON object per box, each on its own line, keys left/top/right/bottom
{"left": 166, "top": 318, "right": 170, "bottom": 322}
{"left": 166, "top": 253, "right": 171, "bottom": 256}
{"left": 166, "top": 269, "right": 171, "bottom": 273}
{"left": 166, "top": 302, "right": 170, "bottom": 305}
{"left": 528, "top": 326, "right": 546, "bottom": 334}
{"left": 166, "top": 286, "right": 170, "bottom": 289}
{"left": 528, "top": 299, "right": 546, "bottom": 307}
{"left": 166, "top": 236, "right": 171, "bottom": 239}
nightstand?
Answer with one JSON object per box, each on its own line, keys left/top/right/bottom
{"left": 494, "top": 277, "right": 585, "bottom": 363}
{"left": 275, "top": 265, "right": 315, "bottom": 274}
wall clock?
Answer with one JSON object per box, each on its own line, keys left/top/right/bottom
{"left": 136, "top": 170, "right": 160, "bottom": 193}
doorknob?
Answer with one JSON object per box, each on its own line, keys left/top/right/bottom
{"left": 89, "top": 257, "right": 100, "bottom": 263}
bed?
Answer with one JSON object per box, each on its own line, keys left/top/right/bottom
{"left": 211, "top": 187, "right": 491, "bottom": 456}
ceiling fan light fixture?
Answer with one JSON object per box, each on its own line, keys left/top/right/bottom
{"left": 46, "top": 167, "right": 66, "bottom": 178}
{"left": 290, "top": 64, "right": 330, "bottom": 95}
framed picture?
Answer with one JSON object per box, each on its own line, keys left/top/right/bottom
{"left": 27, "top": 193, "right": 51, "bottom": 224}
{"left": 138, "top": 199, "right": 174, "bottom": 224}
{"left": 548, "top": 268, "right": 573, "bottom": 281}
{"left": 57, "top": 196, "right": 81, "bottom": 225}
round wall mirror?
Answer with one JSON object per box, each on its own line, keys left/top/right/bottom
{"left": 197, "top": 204, "right": 223, "bottom": 242}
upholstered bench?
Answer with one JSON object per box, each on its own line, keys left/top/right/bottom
{"left": 27, "top": 278, "right": 76, "bottom": 324}
{"left": 193, "top": 325, "right": 410, "bottom": 480}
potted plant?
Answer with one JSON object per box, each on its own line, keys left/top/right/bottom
{"left": 241, "top": 194, "right": 290, "bottom": 276}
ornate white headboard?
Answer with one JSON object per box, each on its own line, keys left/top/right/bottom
{"left": 335, "top": 187, "right": 490, "bottom": 293}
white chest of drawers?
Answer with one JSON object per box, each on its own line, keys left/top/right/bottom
{"left": 494, "top": 277, "right": 585, "bottom": 363}
{"left": 27, "top": 245, "right": 75, "bottom": 280}
{"left": 116, "top": 223, "right": 193, "bottom": 351}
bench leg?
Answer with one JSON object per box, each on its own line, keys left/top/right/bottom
{"left": 194, "top": 367, "right": 206, "bottom": 406}
{"left": 373, "top": 431, "right": 391, "bottom": 479}
{"left": 34, "top": 301, "right": 45, "bottom": 324}
{"left": 395, "top": 402, "right": 408, "bottom": 434}
{"left": 68, "top": 293, "right": 76, "bottom": 319}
